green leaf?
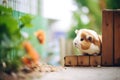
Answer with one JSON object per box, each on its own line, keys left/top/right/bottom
{"left": 20, "top": 14, "right": 34, "bottom": 28}
{"left": 0, "top": 5, "right": 12, "bottom": 16}
{"left": 0, "top": 16, "right": 19, "bottom": 33}
{"left": 0, "top": 5, "right": 34, "bottom": 73}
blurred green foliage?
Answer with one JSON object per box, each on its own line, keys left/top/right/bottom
{"left": 106, "top": 0, "right": 120, "bottom": 9}
{"left": 68, "top": 11, "right": 92, "bottom": 39}
{"left": 68, "top": 0, "right": 102, "bottom": 39}
{"left": 76, "top": 0, "right": 102, "bottom": 29}
{"left": 0, "top": 5, "right": 33, "bottom": 73}
{"left": 20, "top": 14, "right": 34, "bottom": 28}
{"left": 68, "top": 0, "right": 120, "bottom": 39}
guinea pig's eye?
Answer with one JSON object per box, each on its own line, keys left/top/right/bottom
{"left": 80, "top": 38, "right": 84, "bottom": 41}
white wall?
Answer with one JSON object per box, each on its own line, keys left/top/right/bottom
{"left": 0, "top": 0, "right": 38, "bottom": 15}
{"left": 0, "top": 0, "right": 76, "bottom": 32}
{"left": 41, "top": 0, "right": 76, "bottom": 32}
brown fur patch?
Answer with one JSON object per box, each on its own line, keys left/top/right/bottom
{"left": 80, "top": 32, "right": 91, "bottom": 50}
{"left": 80, "top": 31, "right": 101, "bottom": 50}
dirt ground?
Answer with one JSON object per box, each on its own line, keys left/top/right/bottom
{"left": 0, "top": 67, "right": 120, "bottom": 80}
{"left": 40, "top": 67, "right": 120, "bottom": 80}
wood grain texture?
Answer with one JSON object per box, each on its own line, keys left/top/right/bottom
{"left": 114, "top": 10, "right": 120, "bottom": 66}
{"left": 77, "top": 56, "right": 89, "bottom": 66}
{"left": 90, "top": 56, "right": 101, "bottom": 66}
{"left": 102, "top": 10, "right": 114, "bottom": 66}
{"left": 64, "top": 56, "right": 78, "bottom": 66}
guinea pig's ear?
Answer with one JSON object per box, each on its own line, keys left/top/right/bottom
{"left": 75, "top": 30, "right": 79, "bottom": 34}
{"left": 87, "top": 35, "right": 93, "bottom": 42}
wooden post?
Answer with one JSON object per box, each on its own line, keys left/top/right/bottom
{"left": 114, "top": 10, "right": 120, "bottom": 66}
{"left": 60, "top": 37, "right": 66, "bottom": 66}
{"left": 102, "top": 10, "right": 120, "bottom": 66}
{"left": 102, "top": 10, "right": 114, "bottom": 66}
{"left": 77, "top": 56, "right": 89, "bottom": 66}
{"left": 66, "top": 39, "right": 74, "bottom": 55}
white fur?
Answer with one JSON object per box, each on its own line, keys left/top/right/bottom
{"left": 79, "top": 29, "right": 99, "bottom": 40}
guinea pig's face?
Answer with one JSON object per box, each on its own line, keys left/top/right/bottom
{"left": 73, "top": 29, "right": 93, "bottom": 50}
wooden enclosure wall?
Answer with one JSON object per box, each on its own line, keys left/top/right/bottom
{"left": 114, "top": 10, "right": 120, "bottom": 66}
{"left": 102, "top": 10, "right": 120, "bottom": 66}
{"left": 63, "top": 10, "right": 120, "bottom": 67}
{"left": 102, "top": 10, "right": 114, "bottom": 66}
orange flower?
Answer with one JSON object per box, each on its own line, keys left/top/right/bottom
{"left": 22, "top": 57, "right": 32, "bottom": 65}
{"left": 23, "top": 41, "right": 40, "bottom": 64}
{"left": 34, "top": 30, "right": 46, "bottom": 44}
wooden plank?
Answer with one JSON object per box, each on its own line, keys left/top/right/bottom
{"left": 60, "top": 38, "right": 66, "bottom": 66}
{"left": 102, "top": 10, "right": 114, "bottom": 66}
{"left": 64, "top": 56, "right": 78, "bottom": 67}
{"left": 78, "top": 56, "right": 89, "bottom": 66}
{"left": 90, "top": 56, "right": 101, "bottom": 67}
{"left": 114, "top": 10, "right": 120, "bottom": 66}
{"left": 66, "top": 39, "right": 74, "bottom": 55}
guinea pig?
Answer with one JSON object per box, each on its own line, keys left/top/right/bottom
{"left": 73, "top": 29, "right": 102, "bottom": 55}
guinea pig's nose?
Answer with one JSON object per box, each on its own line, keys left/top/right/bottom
{"left": 74, "top": 43, "right": 77, "bottom": 45}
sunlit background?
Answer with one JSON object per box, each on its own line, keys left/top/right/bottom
{"left": 0, "top": 0, "right": 120, "bottom": 68}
